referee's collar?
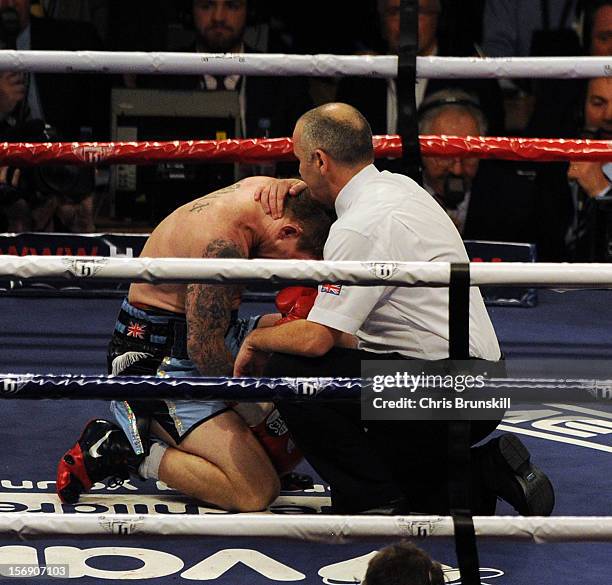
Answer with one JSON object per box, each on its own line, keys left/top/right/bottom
{"left": 335, "top": 164, "right": 379, "bottom": 216}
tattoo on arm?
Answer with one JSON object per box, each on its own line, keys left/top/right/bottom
{"left": 189, "top": 183, "right": 242, "bottom": 213}
{"left": 185, "top": 238, "right": 246, "bottom": 375}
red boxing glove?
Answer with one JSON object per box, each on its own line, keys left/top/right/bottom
{"left": 249, "top": 409, "right": 302, "bottom": 475}
{"left": 275, "top": 286, "right": 317, "bottom": 326}
{"left": 231, "top": 402, "right": 302, "bottom": 475}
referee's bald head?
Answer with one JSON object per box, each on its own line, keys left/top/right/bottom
{"left": 295, "top": 103, "right": 374, "bottom": 167}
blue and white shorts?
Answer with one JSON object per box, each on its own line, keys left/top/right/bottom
{"left": 111, "top": 314, "right": 261, "bottom": 455}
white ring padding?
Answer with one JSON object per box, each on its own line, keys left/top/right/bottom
{"left": 0, "top": 51, "right": 610, "bottom": 78}
{"left": 419, "top": 55, "right": 612, "bottom": 79}
{"left": 1, "top": 514, "right": 611, "bottom": 543}
{"left": 2, "top": 256, "right": 612, "bottom": 288}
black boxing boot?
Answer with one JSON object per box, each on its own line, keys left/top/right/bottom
{"left": 477, "top": 433, "right": 555, "bottom": 516}
{"left": 57, "top": 419, "right": 143, "bottom": 504}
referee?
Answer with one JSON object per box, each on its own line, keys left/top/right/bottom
{"left": 234, "top": 103, "right": 554, "bottom": 517}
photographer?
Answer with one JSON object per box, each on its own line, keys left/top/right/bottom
{"left": 0, "top": 117, "right": 96, "bottom": 233}
{"left": 0, "top": 0, "right": 108, "bottom": 232}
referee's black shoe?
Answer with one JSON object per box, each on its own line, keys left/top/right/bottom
{"left": 56, "top": 419, "right": 142, "bottom": 504}
{"left": 478, "top": 433, "right": 555, "bottom": 516}
{"left": 280, "top": 471, "right": 314, "bottom": 491}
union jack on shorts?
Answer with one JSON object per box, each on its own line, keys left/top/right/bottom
{"left": 126, "top": 322, "right": 146, "bottom": 339}
{"left": 321, "top": 283, "right": 342, "bottom": 295}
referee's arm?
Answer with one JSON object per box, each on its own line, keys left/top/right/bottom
{"left": 233, "top": 320, "right": 344, "bottom": 376}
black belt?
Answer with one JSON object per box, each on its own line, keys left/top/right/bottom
{"left": 115, "top": 305, "right": 189, "bottom": 359}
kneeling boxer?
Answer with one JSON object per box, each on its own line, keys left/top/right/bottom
{"left": 56, "top": 177, "right": 333, "bottom": 512}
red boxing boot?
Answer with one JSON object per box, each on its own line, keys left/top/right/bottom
{"left": 57, "top": 419, "right": 142, "bottom": 504}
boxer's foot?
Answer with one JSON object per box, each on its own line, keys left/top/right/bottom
{"left": 57, "top": 419, "right": 142, "bottom": 504}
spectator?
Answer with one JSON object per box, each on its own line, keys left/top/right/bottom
{"left": 128, "top": 0, "right": 313, "bottom": 221}
{"left": 471, "top": 75, "right": 612, "bottom": 262}
{"left": 336, "top": 0, "right": 505, "bottom": 143}
{"left": 582, "top": 0, "right": 612, "bottom": 56}
{"left": 565, "top": 76, "right": 612, "bottom": 260}
{"left": 418, "top": 88, "right": 571, "bottom": 260}
{"left": 0, "top": 0, "right": 108, "bottom": 139}
{"left": 492, "top": 1, "right": 612, "bottom": 138}
{"left": 145, "top": 0, "right": 312, "bottom": 142}
{"left": 482, "top": 0, "right": 580, "bottom": 58}
{"left": 482, "top": 0, "right": 583, "bottom": 136}
{"left": 0, "top": 0, "right": 108, "bottom": 232}
{"left": 482, "top": 6, "right": 612, "bottom": 259}
{"left": 363, "top": 541, "right": 444, "bottom": 585}
{"left": 419, "top": 89, "right": 486, "bottom": 234}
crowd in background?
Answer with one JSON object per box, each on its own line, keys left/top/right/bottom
{"left": 0, "top": 0, "right": 612, "bottom": 262}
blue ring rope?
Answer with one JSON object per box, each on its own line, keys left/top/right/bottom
{"left": 0, "top": 374, "right": 363, "bottom": 400}
{"left": 0, "top": 373, "right": 610, "bottom": 401}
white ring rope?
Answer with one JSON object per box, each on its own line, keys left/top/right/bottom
{"left": 0, "top": 51, "right": 610, "bottom": 78}
{"left": 0, "top": 514, "right": 610, "bottom": 542}
{"left": 2, "top": 256, "right": 612, "bottom": 287}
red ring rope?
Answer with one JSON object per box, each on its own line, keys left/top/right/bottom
{"left": 0, "top": 135, "right": 610, "bottom": 165}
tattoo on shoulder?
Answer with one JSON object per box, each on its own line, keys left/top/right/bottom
{"left": 189, "top": 200, "right": 212, "bottom": 213}
{"left": 204, "top": 238, "right": 246, "bottom": 259}
{"left": 189, "top": 182, "right": 242, "bottom": 213}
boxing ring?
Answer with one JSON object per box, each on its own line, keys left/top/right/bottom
{"left": 0, "top": 49, "right": 612, "bottom": 585}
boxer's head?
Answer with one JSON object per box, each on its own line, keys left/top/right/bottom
{"left": 293, "top": 103, "right": 374, "bottom": 206}
{"left": 258, "top": 189, "right": 333, "bottom": 260}
{"left": 192, "top": 0, "right": 248, "bottom": 53}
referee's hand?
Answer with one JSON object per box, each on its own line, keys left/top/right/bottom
{"left": 254, "top": 178, "right": 307, "bottom": 219}
{"left": 233, "top": 334, "right": 271, "bottom": 378}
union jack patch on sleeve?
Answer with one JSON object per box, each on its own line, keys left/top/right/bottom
{"left": 321, "top": 283, "right": 342, "bottom": 295}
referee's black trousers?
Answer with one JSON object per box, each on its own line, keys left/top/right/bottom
{"left": 266, "top": 347, "right": 500, "bottom": 515}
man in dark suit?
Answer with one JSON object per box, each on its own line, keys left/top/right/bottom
{"left": 129, "top": 0, "right": 313, "bottom": 221}
{"left": 336, "top": 0, "right": 505, "bottom": 140}
{"left": 0, "top": 0, "right": 108, "bottom": 140}
{"left": 564, "top": 76, "right": 612, "bottom": 261}
{"left": 419, "top": 88, "right": 571, "bottom": 261}
{"left": 147, "top": 0, "right": 312, "bottom": 141}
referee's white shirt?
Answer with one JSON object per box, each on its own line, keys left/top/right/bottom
{"left": 307, "top": 164, "right": 501, "bottom": 360}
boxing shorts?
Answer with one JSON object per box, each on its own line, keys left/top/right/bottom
{"left": 107, "top": 298, "right": 261, "bottom": 455}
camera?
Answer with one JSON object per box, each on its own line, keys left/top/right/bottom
{"left": 0, "top": 120, "right": 95, "bottom": 206}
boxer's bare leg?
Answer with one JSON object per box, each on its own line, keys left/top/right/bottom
{"left": 155, "top": 410, "right": 280, "bottom": 511}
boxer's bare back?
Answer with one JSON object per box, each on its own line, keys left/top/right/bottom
{"left": 128, "top": 176, "right": 309, "bottom": 375}
{"left": 129, "top": 177, "right": 271, "bottom": 313}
